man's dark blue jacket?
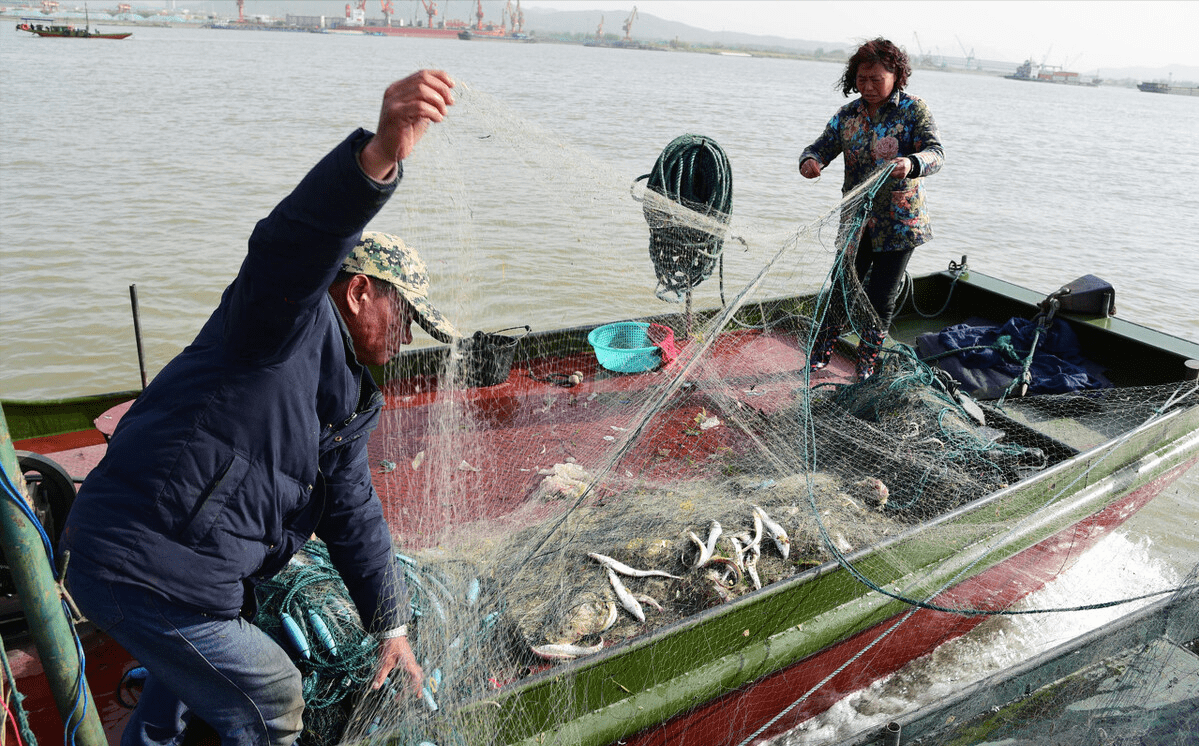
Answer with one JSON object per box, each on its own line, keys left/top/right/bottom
{"left": 62, "top": 129, "right": 407, "bottom": 631}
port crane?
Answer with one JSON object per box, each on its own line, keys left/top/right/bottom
{"left": 1038, "top": 46, "right": 1056, "bottom": 74}
{"left": 955, "top": 35, "right": 974, "bottom": 70}
{"left": 596, "top": 14, "right": 603, "bottom": 40}
{"left": 381, "top": 0, "right": 394, "bottom": 26}
{"left": 912, "top": 32, "right": 936, "bottom": 67}
{"left": 421, "top": 0, "right": 437, "bottom": 29}
{"left": 235, "top": 0, "right": 244, "bottom": 22}
{"left": 622, "top": 5, "right": 637, "bottom": 41}
{"left": 475, "top": 0, "right": 485, "bottom": 30}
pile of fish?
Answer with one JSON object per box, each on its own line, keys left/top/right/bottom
{"left": 499, "top": 473, "right": 902, "bottom": 663}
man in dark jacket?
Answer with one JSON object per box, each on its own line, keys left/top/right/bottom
{"left": 60, "top": 69, "right": 456, "bottom": 746}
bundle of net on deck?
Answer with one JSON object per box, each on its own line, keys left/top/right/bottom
{"left": 250, "top": 83, "right": 1198, "bottom": 746}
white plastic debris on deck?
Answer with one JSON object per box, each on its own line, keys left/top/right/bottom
{"left": 535, "top": 462, "right": 594, "bottom": 500}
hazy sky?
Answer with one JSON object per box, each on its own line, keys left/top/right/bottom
{"left": 523, "top": 1, "right": 1198, "bottom": 72}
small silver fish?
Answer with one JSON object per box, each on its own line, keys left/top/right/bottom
{"left": 599, "top": 601, "right": 619, "bottom": 632}
{"left": 750, "top": 510, "right": 764, "bottom": 550}
{"left": 607, "top": 567, "right": 645, "bottom": 622}
{"left": 705, "top": 521, "right": 723, "bottom": 557}
{"left": 634, "top": 593, "right": 664, "bottom": 613}
{"left": 589, "top": 552, "right": 681, "bottom": 580}
{"left": 705, "top": 571, "right": 735, "bottom": 603}
{"left": 745, "top": 544, "right": 762, "bottom": 590}
{"left": 752, "top": 505, "right": 790, "bottom": 559}
{"left": 531, "top": 641, "right": 604, "bottom": 661}
{"left": 726, "top": 535, "right": 746, "bottom": 572}
{"left": 684, "top": 531, "right": 714, "bottom": 569}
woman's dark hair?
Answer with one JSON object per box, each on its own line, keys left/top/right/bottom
{"left": 837, "top": 38, "right": 912, "bottom": 96}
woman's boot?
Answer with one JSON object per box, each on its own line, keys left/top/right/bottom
{"left": 855, "top": 327, "right": 886, "bottom": 380}
{"left": 809, "top": 324, "right": 842, "bottom": 371}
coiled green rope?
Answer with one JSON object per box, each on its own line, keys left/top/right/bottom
{"left": 635, "top": 134, "right": 734, "bottom": 302}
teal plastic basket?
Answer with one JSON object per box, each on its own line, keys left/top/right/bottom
{"left": 588, "top": 322, "right": 660, "bottom": 373}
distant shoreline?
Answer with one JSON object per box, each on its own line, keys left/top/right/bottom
{"left": 4, "top": 14, "right": 1191, "bottom": 88}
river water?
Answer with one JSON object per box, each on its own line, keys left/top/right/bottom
{"left": 2, "top": 24, "right": 1197, "bottom": 742}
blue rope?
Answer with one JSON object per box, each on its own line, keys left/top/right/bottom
{"left": 0, "top": 459, "right": 89, "bottom": 746}
{"left": 0, "top": 462, "right": 55, "bottom": 571}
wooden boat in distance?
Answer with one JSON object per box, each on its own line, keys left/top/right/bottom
{"left": 2, "top": 262, "right": 1198, "bottom": 746}
{"left": 16, "top": 18, "right": 131, "bottom": 39}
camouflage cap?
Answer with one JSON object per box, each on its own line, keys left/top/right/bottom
{"left": 342, "top": 232, "right": 461, "bottom": 343}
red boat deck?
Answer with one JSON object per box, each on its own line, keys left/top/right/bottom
{"left": 368, "top": 329, "right": 852, "bottom": 547}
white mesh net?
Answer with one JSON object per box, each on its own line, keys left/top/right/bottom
{"left": 248, "top": 84, "right": 1199, "bottom": 746}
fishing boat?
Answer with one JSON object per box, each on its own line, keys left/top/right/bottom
{"left": 15, "top": 17, "right": 131, "bottom": 39}
{"left": 4, "top": 256, "right": 1197, "bottom": 745}
{"left": 1138, "top": 81, "right": 1199, "bottom": 97}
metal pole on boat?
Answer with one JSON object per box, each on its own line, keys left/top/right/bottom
{"left": 129, "top": 284, "right": 148, "bottom": 389}
{"left": 0, "top": 405, "right": 106, "bottom": 746}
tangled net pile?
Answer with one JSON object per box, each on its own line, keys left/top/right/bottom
{"left": 248, "top": 84, "right": 1198, "bottom": 746}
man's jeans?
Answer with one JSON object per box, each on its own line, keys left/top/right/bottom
{"left": 67, "top": 565, "right": 304, "bottom": 746}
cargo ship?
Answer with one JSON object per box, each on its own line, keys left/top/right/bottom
{"left": 1005, "top": 59, "right": 1099, "bottom": 87}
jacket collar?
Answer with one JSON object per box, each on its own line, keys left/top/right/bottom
{"left": 855, "top": 88, "right": 904, "bottom": 115}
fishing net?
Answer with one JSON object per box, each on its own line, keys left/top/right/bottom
{"left": 251, "top": 84, "right": 1199, "bottom": 746}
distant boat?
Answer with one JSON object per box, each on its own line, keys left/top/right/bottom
{"left": 458, "top": 29, "right": 533, "bottom": 42}
{"left": 1138, "top": 81, "right": 1199, "bottom": 97}
{"left": 16, "top": 17, "right": 131, "bottom": 39}
{"left": 1005, "top": 59, "right": 1098, "bottom": 87}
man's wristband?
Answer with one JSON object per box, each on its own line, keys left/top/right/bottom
{"left": 378, "top": 625, "right": 408, "bottom": 640}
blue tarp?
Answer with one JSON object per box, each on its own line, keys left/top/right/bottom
{"left": 917, "top": 317, "right": 1111, "bottom": 399}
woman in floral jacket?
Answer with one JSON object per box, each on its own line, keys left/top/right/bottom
{"left": 800, "top": 37, "right": 944, "bottom": 379}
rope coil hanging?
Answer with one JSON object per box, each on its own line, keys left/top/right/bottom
{"left": 634, "top": 134, "right": 734, "bottom": 302}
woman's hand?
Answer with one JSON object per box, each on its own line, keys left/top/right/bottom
{"left": 889, "top": 157, "right": 912, "bottom": 179}
{"left": 799, "top": 158, "right": 822, "bottom": 179}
